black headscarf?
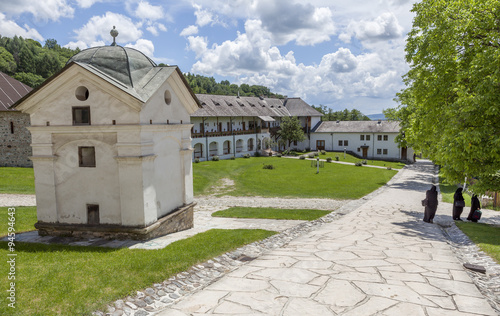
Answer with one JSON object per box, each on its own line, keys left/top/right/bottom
{"left": 454, "top": 188, "right": 464, "bottom": 201}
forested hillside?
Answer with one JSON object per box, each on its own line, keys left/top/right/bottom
{"left": 0, "top": 36, "right": 79, "bottom": 88}
{"left": 311, "top": 105, "right": 371, "bottom": 121}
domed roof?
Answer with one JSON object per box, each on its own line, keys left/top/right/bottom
{"left": 67, "top": 46, "right": 157, "bottom": 88}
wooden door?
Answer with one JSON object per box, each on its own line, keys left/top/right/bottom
{"left": 362, "top": 147, "right": 368, "bottom": 158}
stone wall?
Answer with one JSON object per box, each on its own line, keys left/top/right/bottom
{"left": 0, "top": 111, "right": 32, "bottom": 167}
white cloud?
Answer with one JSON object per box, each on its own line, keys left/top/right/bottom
{"left": 72, "top": 12, "right": 143, "bottom": 46}
{"left": 135, "top": 1, "right": 164, "bottom": 21}
{"left": 75, "top": 0, "right": 102, "bottom": 9}
{"left": 180, "top": 25, "right": 199, "bottom": 37}
{"left": 146, "top": 23, "right": 167, "bottom": 36}
{"left": 186, "top": 36, "right": 208, "bottom": 58}
{"left": 344, "top": 12, "right": 404, "bottom": 43}
{"left": 125, "top": 39, "right": 155, "bottom": 58}
{"left": 0, "top": 0, "right": 74, "bottom": 22}
{"left": 0, "top": 13, "right": 44, "bottom": 41}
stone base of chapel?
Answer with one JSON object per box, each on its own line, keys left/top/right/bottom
{"left": 34, "top": 203, "right": 195, "bottom": 241}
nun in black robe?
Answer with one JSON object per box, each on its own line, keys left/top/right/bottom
{"left": 423, "top": 185, "right": 438, "bottom": 223}
{"left": 452, "top": 188, "right": 465, "bottom": 220}
{"left": 466, "top": 195, "right": 481, "bottom": 222}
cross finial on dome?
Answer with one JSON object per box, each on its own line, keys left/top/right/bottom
{"left": 110, "top": 26, "right": 118, "bottom": 46}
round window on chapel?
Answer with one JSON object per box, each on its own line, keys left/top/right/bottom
{"left": 164, "top": 90, "right": 172, "bottom": 105}
{"left": 76, "top": 86, "right": 89, "bottom": 101}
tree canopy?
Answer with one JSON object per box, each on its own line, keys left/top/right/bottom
{"left": 277, "top": 116, "right": 305, "bottom": 149}
{"left": 394, "top": 0, "right": 500, "bottom": 193}
{"left": 183, "top": 73, "right": 284, "bottom": 98}
{"left": 311, "top": 105, "right": 370, "bottom": 121}
{"left": 0, "top": 35, "right": 80, "bottom": 88}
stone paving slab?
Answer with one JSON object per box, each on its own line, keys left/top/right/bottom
{"left": 153, "top": 161, "right": 499, "bottom": 316}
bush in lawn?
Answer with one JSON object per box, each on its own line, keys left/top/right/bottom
{"left": 212, "top": 156, "right": 219, "bottom": 161}
{"left": 299, "top": 155, "right": 306, "bottom": 160}
{"left": 243, "top": 153, "right": 251, "bottom": 158}
{"left": 362, "top": 160, "right": 367, "bottom": 165}
{"left": 308, "top": 153, "right": 315, "bottom": 158}
{"left": 194, "top": 158, "right": 200, "bottom": 163}
{"left": 355, "top": 161, "right": 363, "bottom": 166}
{"left": 321, "top": 150, "right": 326, "bottom": 155}
{"left": 276, "top": 153, "right": 282, "bottom": 157}
{"left": 335, "top": 156, "right": 339, "bottom": 161}
{"left": 313, "top": 152, "right": 319, "bottom": 157}
{"left": 387, "top": 167, "right": 392, "bottom": 170}
{"left": 262, "top": 164, "right": 275, "bottom": 169}
{"left": 282, "top": 150, "right": 289, "bottom": 156}
{"left": 326, "top": 157, "right": 332, "bottom": 163}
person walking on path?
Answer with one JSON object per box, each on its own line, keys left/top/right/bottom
{"left": 467, "top": 194, "right": 481, "bottom": 222}
{"left": 423, "top": 185, "right": 438, "bottom": 223}
{"left": 453, "top": 187, "right": 465, "bottom": 221}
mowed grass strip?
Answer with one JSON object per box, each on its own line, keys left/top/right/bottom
{"left": 455, "top": 222, "right": 500, "bottom": 263}
{"left": 0, "top": 167, "right": 35, "bottom": 194}
{"left": 312, "top": 152, "right": 406, "bottom": 169}
{"left": 0, "top": 206, "right": 37, "bottom": 236}
{"left": 439, "top": 176, "right": 471, "bottom": 207}
{"left": 194, "top": 157, "right": 397, "bottom": 199}
{"left": 0, "top": 228, "right": 276, "bottom": 316}
{"left": 212, "top": 207, "right": 330, "bottom": 221}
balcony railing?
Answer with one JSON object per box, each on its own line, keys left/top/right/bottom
{"left": 191, "top": 129, "right": 269, "bottom": 138}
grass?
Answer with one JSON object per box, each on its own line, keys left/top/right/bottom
{"left": 0, "top": 167, "right": 35, "bottom": 194}
{"left": 305, "top": 152, "right": 406, "bottom": 169}
{"left": 194, "top": 157, "right": 397, "bottom": 199}
{"left": 212, "top": 207, "right": 330, "bottom": 221}
{"left": 455, "top": 222, "right": 500, "bottom": 263}
{"left": 0, "top": 228, "right": 276, "bottom": 316}
{"left": 0, "top": 207, "right": 37, "bottom": 237}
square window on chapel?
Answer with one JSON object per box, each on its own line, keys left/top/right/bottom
{"left": 79, "top": 146, "right": 96, "bottom": 167}
{"left": 73, "top": 106, "right": 91, "bottom": 125}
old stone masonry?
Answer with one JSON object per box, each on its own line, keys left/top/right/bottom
{"left": 89, "top": 160, "right": 500, "bottom": 316}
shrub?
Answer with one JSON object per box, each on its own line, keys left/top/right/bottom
{"left": 387, "top": 167, "right": 392, "bottom": 170}
{"left": 269, "top": 152, "right": 273, "bottom": 156}
{"left": 211, "top": 155, "right": 219, "bottom": 161}
{"left": 194, "top": 158, "right": 200, "bottom": 163}
{"left": 326, "top": 157, "right": 332, "bottom": 163}
{"left": 299, "top": 155, "right": 306, "bottom": 160}
{"left": 263, "top": 164, "right": 275, "bottom": 170}
{"left": 308, "top": 153, "right": 315, "bottom": 158}
{"left": 276, "top": 153, "right": 282, "bottom": 157}
{"left": 230, "top": 156, "right": 236, "bottom": 160}
{"left": 305, "top": 148, "right": 311, "bottom": 152}
{"left": 313, "top": 152, "right": 319, "bottom": 157}
{"left": 302, "top": 149, "right": 307, "bottom": 153}
{"left": 362, "top": 160, "right": 367, "bottom": 165}
{"left": 255, "top": 151, "right": 261, "bottom": 157}
{"left": 355, "top": 161, "right": 362, "bottom": 167}
{"left": 335, "top": 156, "right": 339, "bottom": 161}
{"left": 243, "top": 154, "right": 251, "bottom": 158}
{"left": 282, "top": 150, "right": 289, "bottom": 156}
{"left": 321, "top": 150, "right": 326, "bottom": 155}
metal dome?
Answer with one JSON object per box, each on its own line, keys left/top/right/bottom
{"left": 67, "top": 46, "right": 157, "bottom": 88}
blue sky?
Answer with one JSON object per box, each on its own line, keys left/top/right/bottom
{"left": 0, "top": 0, "right": 418, "bottom": 115}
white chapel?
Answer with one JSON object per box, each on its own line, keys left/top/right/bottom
{"left": 13, "top": 28, "right": 200, "bottom": 239}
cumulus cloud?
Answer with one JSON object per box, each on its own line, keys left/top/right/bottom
{"left": 135, "top": 1, "right": 164, "bottom": 21}
{"left": 75, "top": 0, "right": 102, "bottom": 9}
{"left": 125, "top": 39, "right": 155, "bottom": 58}
{"left": 72, "top": 12, "right": 143, "bottom": 46}
{"left": 180, "top": 25, "right": 199, "bottom": 37}
{"left": 320, "top": 48, "right": 358, "bottom": 73}
{"left": 186, "top": 36, "right": 208, "bottom": 59}
{"left": 343, "top": 12, "right": 404, "bottom": 43}
{"left": 0, "top": 0, "right": 74, "bottom": 22}
{"left": 0, "top": 13, "right": 44, "bottom": 41}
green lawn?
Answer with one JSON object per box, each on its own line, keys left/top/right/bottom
{"left": 194, "top": 157, "right": 397, "bottom": 199}
{"left": 455, "top": 222, "right": 500, "bottom": 263}
{"left": 0, "top": 228, "right": 276, "bottom": 316}
{"left": 308, "top": 152, "right": 406, "bottom": 169}
{"left": 0, "top": 167, "right": 35, "bottom": 194}
{"left": 212, "top": 207, "right": 330, "bottom": 221}
{"left": 0, "top": 207, "right": 37, "bottom": 237}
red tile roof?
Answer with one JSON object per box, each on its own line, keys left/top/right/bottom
{"left": 0, "top": 71, "right": 32, "bottom": 111}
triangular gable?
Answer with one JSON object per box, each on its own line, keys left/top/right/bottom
{"left": 13, "top": 62, "right": 143, "bottom": 114}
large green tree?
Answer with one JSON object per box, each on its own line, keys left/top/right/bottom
{"left": 395, "top": 0, "right": 500, "bottom": 193}
{"left": 277, "top": 116, "right": 306, "bottom": 149}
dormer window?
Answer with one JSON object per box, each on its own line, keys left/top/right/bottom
{"left": 73, "top": 106, "right": 91, "bottom": 125}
